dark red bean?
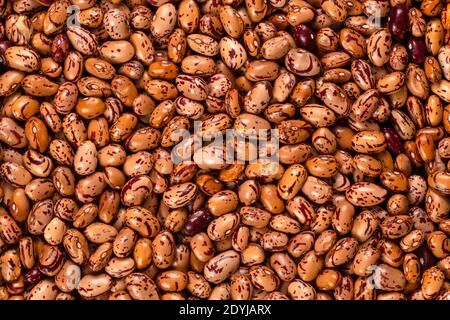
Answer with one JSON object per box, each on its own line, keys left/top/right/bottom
{"left": 416, "top": 243, "right": 436, "bottom": 270}
{"left": 24, "top": 267, "right": 43, "bottom": 286}
{"left": 383, "top": 127, "right": 404, "bottom": 156}
{"left": 408, "top": 37, "right": 427, "bottom": 65}
{"left": 388, "top": 4, "right": 408, "bottom": 41}
{"left": 0, "top": 40, "right": 11, "bottom": 72}
{"left": 52, "top": 34, "right": 69, "bottom": 63}
{"left": 183, "top": 208, "right": 212, "bottom": 236}
{"left": 0, "top": 55, "right": 6, "bottom": 72}
{"left": 0, "top": 40, "right": 11, "bottom": 55}
{"left": 293, "top": 24, "right": 316, "bottom": 52}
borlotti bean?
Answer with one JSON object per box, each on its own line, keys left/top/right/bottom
{"left": 0, "top": 0, "right": 449, "bottom": 303}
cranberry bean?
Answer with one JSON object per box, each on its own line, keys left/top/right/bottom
{"left": 183, "top": 208, "right": 213, "bottom": 236}
{"left": 408, "top": 37, "right": 427, "bottom": 64}
{"left": 293, "top": 24, "right": 315, "bottom": 52}
{"left": 389, "top": 4, "right": 408, "bottom": 41}
{"left": 383, "top": 127, "right": 404, "bottom": 156}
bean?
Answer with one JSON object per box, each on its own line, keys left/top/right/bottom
{"left": 389, "top": 4, "right": 408, "bottom": 41}
{"left": 285, "top": 48, "right": 321, "bottom": 77}
{"left": 293, "top": 24, "right": 315, "bottom": 52}
{"left": 204, "top": 250, "right": 240, "bottom": 284}
{"left": 408, "top": 37, "right": 427, "bottom": 65}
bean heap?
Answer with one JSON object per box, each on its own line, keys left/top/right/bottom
{"left": 0, "top": 0, "right": 449, "bottom": 301}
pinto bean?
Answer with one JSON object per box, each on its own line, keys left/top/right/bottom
{"left": 0, "top": 0, "right": 448, "bottom": 302}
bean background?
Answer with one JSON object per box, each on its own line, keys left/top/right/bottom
{"left": 0, "top": 0, "right": 449, "bottom": 300}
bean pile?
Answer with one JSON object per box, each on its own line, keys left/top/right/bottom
{"left": 0, "top": 0, "right": 449, "bottom": 301}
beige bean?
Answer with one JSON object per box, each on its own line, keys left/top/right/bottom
{"left": 152, "top": 231, "right": 176, "bottom": 269}
{"left": 63, "top": 229, "right": 90, "bottom": 265}
{"left": 163, "top": 182, "right": 197, "bottom": 209}
{"left": 277, "top": 164, "right": 307, "bottom": 201}
{"left": 125, "top": 207, "right": 160, "bottom": 238}
{"left": 287, "top": 279, "right": 316, "bottom": 300}
{"left": 187, "top": 271, "right": 211, "bottom": 298}
{"left": 99, "top": 41, "right": 135, "bottom": 64}
{"left": 44, "top": 217, "right": 67, "bottom": 246}
{"left": 285, "top": 48, "right": 321, "bottom": 77}
{"left": 27, "top": 279, "right": 58, "bottom": 300}
{"left": 287, "top": 231, "right": 315, "bottom": 258}
{"left": 5, "top": 46, "right": 40, "bottom": 72}
{"left": 325, "top": 237, "right": 358, "bottom": 268}
{"left": 126, "top": 273, "right": 159, "bottom": 300}
{"left": 89, "top": 242, "right": 113, "bottom": 272}
{"left": 208, "top": 213, "right": 240, "bottom": 241}
{"left": 206, "top": 190, "right": 238, "bottom": 217}
{"left": 316, "top": 82, "right": 351, "bottom": 116}
{"left": 367, "top": 29, "right": 392, "bottom": 67}
{"left": 113, "top": 227, "right": 137, "bottom": 258}
{"left": 286, "top": 196, "right": 316, "bottom": 225}
{"left": 298, "top": 250, "right": 324, "bottom": 282}
{"left": 353, "top": 239, "right": 380, "bottom": 276}
{"left": 204, "top": 250, "right": 240, "bottom": 284}
{"left": 84, "top": 222, "right": 117, "bottom": 244}
{"left": 67, "top": 26, "right": 97, "bottom": 55}
{"left": 190, "top": 232, "right": 215, "bottom": 263}
{"left": 219, "top": 36, "right": 247, "bottom": 70}
{"left": 0, "top": 71, "right": 25, "bottom": 97}
{"left": 78, "top": 274, "right": 112, "bottom": 298}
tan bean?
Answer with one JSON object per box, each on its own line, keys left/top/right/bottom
{"left": 126, "top": 273, "right": 159, "bottom": 300}
{"left": 187, "top": 271, "right": 211, "bottom": 298}
{"left": 125, "top": 207, "right": 160, "bottom": 238}
{"left": 190, "top": 232, "right": 215, "bottom": 263}
{"left": 207, "top": 213, "right": 240, "bottom": 241}
{"left": 367, "top": 29, "right": 392, "bottom": 67}
{"left": 287, "top": 279, "right": 316, "bottom": 300}
{"left": 218, "top": 36, "right": 248, "bottom": 71}
{"left": 203, "top": 250, "right": 240, "bottom": 284}
{"left": 134, "top": 238, "right": 153, "bottom": 270}
{"left": 325, "top": 237, "right": 358, "bottom": 268}
{"left": 27, "top": 279, "right": 58, "bottom": 300}
{"left": 78, "top": 274, "right": 113, "bottom": 298}
{"left": 422, "top": 266, "right": 444, "bottom": 299}
{"left": 89, "top": 242, "right": 113, "bottom": 272}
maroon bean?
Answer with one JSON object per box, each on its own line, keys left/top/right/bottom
{"left": 0, "top": 40, "right": 11, "bottom": 72}
{"left": 416, "top": 243, "right": 436, "bottom": 270}
{"left": 293, "top": 24, "right": 316, "bottom": 52}
{"left": 52, "top": 34, "right": 69, "bottom": 63}
{"left": 0, "top": 55, "right": 6, "bottom": 72}
{"left": 383, "top": 127, "right": 404, "bottom": 156}
{"left": 388, "top": 4, "right": 408, "bottom": 41}
{"left": 24, "top": 267, "right": 43, "bottom": 287}
{"left": 183, "top": 208, "right": 212, "bottom": 236}
{"left": 0, "top": 40, "right": 11, "bottom": 55}
{"left": 408, "top": 37, "right": 426, "bottom": 65}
